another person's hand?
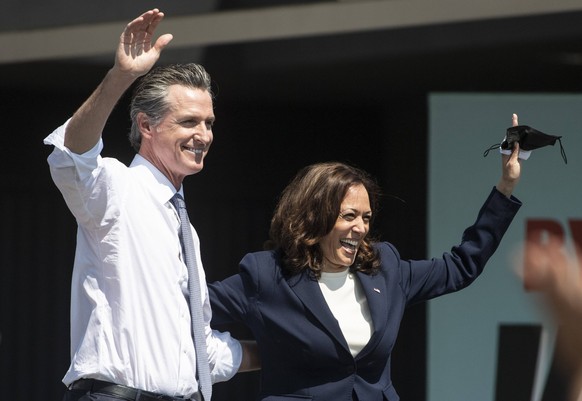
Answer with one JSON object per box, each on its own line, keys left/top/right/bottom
{"left": 496, "top": 113, "right": 521, "bottom": 197}
{"left": 522, "top": 236, "right": 582, "bottom": 401}
{"left": 114, "top": 9, "right": 173, "bottom": 79}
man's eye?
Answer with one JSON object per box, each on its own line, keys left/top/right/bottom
{"left": 180, "top": 120, "right": 197, "bottom": 127}
{"left": 363, "top": 215, "right": 371, "bottom": 223}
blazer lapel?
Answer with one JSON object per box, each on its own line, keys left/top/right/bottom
{"left": 287, "top": 271, "right": 350, "bottom": 352}
{"left": 356, "top": 271, "right": 389, "bottom": 357}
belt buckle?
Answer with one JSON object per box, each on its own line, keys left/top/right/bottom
{"left": 137, "top": 389, "right": 186, "bottom": 401}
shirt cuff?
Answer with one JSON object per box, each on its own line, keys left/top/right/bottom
{"left": 44, "top": 118, "right": 104, "bottom": 181}
{"left": 208, "top": 330, "right": 243, "bottom": 384}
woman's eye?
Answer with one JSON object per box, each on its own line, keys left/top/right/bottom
{"left": 340, "top": 213, "right": 355, "bottom": 221}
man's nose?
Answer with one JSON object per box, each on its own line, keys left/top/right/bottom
{"left": 194, "top": 123, "right": 212, "bottom": 144}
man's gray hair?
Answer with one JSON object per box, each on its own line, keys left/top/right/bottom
{"left": 129, "top": 63, "right": 213, "bottom": 152}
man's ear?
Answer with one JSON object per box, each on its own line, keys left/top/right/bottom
{"left": 137, "top": 112, "right": 154, "bottom": 139}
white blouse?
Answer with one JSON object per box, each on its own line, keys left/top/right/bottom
{"left": 319, "top": 269, "right": 374, "bottom": 356}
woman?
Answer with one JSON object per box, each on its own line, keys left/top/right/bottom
{"left": 209, "top": 121, "right": 522, "bottom": 401}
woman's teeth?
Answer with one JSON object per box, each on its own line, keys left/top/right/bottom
{"left": 340, "top": 239, "right": 358, "bottom": 250}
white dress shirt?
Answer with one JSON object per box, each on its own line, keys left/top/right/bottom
{"left": 44, "top": 120, "right": 242, "bottom": 398}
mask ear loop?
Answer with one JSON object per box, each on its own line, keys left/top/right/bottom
{"left": 557, "top": 138, "right": 568, "bottom": 164}
{"left": 483, "top": 143, "right": 501, "bottom": 158}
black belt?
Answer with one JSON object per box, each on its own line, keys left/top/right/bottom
{"left": 69, "top": 379, "right": 191, "bottom": 401}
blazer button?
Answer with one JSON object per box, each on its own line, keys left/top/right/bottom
{"left": 346, "top": 365, "right": 356, "bottom": 374}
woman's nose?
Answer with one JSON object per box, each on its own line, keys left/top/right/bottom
{"left": 353, "top": 217, "right": 366, "bottom": 233}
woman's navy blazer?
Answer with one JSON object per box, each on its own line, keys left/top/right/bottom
{"left": 209, "top": 188, "right": 521, "bottom": 401}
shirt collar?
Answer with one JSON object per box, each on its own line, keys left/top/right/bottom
{"left": 130, "top": 154, "right": 183, "bottom": 204}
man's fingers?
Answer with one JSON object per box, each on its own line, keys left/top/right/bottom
{"left": 146, "top": 11, "right": 165, "bottom": 36}
{"left": 154, "top": 34, "right": 173, "bottom": 53}
{"left": 122, "top": 9, "right": 162, "bottom": 44}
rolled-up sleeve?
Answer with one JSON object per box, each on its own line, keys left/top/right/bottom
{"left": 207, "top": 329, "right": 242, "bottom": 383}
{"left": 44, "top": 119, "right": 113, "bottom": 227}
{"left": 44, "top": 119, "right": 103, "bottom": 181}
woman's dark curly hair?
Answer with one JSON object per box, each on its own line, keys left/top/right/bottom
{"left": 267, "top": 162, "right": 382, "bottom": 279}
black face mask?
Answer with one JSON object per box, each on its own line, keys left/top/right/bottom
{"left": 484, "top": 125, "right": 567, "bottom": 164}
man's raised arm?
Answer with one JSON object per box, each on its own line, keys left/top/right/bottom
{"left": 64, "top": 9, "right": 173, "bottom": 154}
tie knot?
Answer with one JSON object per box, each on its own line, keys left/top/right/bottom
{"left": 170, "top": 193, "right": 186, "bottom": 210}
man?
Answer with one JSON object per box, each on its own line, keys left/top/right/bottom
{"left": 44, "top": 9, "right": 258, "bottom": 401}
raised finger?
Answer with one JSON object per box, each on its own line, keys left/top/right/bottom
{"left": 124, "top": 9, "right": 158, "bottom": 40}
{"left": 146, "top": 11, "right": 165, "bottom": 37}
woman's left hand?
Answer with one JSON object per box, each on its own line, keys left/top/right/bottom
{"left": 496, "top": 113, "right": 521, "bottom": 197}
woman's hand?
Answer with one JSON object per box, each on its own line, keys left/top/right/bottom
{"left": 496, "top": 113, "right": 521, "bottom": 197}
